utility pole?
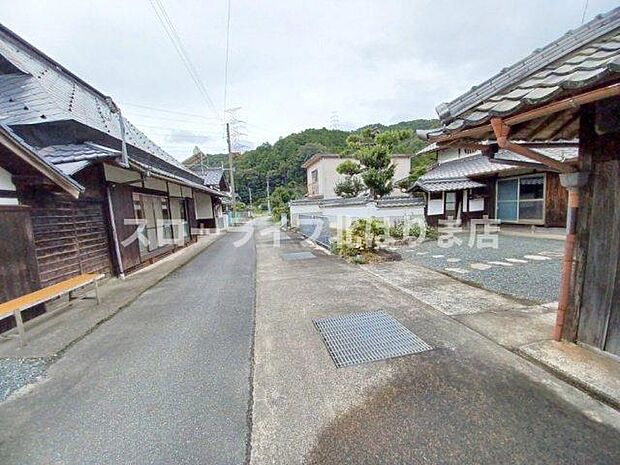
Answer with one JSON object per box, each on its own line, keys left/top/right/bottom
{"left": 226, "top": 122, "right": 236, "bottom": 208}
{"left": 248, "top": 187, "right": 253, "bottom": 217}
{"left": 266, "top": 175, "right": 272, "bottom": 215}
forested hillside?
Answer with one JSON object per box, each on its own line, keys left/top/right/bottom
{"left": 183, "top": 119, "right": 439, "bottom": 205}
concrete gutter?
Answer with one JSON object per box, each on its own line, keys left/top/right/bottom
{"left": 0, "top": 233, "right": 225, "bottom": 359}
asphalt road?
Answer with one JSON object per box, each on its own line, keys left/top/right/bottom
{"left": 0, "top": 229, "right": 256, "bottom": 465}
{"left": 400, "top": 234, "right": 563, "bottom": 303}
{"left": 251, "top": 220, "right": 620, "bottom": 465}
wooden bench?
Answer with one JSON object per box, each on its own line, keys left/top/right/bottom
{"left": 0, "top": 273, "right": 104, "bottom": 347}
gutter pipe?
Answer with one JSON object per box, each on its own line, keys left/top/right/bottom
{"left": 490, "top": 117, "right": 587, "bottom": 341}
{"left": 106, "top": 184, "right": 126, "bottom": 280}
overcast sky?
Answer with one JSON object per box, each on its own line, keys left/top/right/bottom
{"left": 2, "top": 0, "right": 618, "bottom": 159}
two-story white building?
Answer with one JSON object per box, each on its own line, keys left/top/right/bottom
{"left": 289, "top": 152, "right": 424, "bottom": 230}
{"left": 302, "top": 153, "right": 411, "bottom": 199}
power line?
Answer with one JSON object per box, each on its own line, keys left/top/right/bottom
{"left": 122, "top": 102, "right": 220, "bottom": 120}
{"left": 126, "top": 112, "right": 224, "bottom": 126}
{"left": 581, "top": 0, "right": 589, "bottom": 24}
{"left": 148, "top": 0, "right": 222, "bottom": 120}
{"left": 223, "top": 0, "right": 232, "bottom": 113}
{"left": 134, "top": 124, "right": 222, "bottom": 135}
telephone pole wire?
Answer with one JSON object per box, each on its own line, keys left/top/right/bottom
{"left": 226, "top": 122, "right": 237, "bottom": 208}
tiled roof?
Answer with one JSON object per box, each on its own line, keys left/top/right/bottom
{"left": 376, "top": 195, "right": 424, "bottom": 208}
{"left": 415, "top": 142, "right": 440, "bottom": 156}
{"left": 0, "top": 23, "right": 207, "bottom": 189}
{"left": 188, "top": 167, "right": 225, "bottom": 186}
{"left": 37, "top": 142, "right": 120, "bottom": 164}
{"left": 0, "top": 123, "right": 84, "bottom": 194}
{"left": 437, "top": 8, "right": 620, "bottom": 131}
{"left": 130, "top": 158, "right": 228, "bottom": 198}
{"left": 411, "top": 143, "right": 578, "bottom": 193}
{"left": 55, "top": 160, "right": 93, "bottom": 176}
{"left": 203, "top": 168, "right": 224, "bottom": 186}
{"left": 290, "top": 195, "right": 423, "bottom": 208}
{"left": 417, "top": 154, "right": 516, "bottom": 182}
{"left": 415, "top": 179, "right": 486, "bottom": 193}
{"left": 493, "top": 145, "right": 578, "bottom": 163}
{"left": 301, "top": 153, "right": 341, "bottom": 169}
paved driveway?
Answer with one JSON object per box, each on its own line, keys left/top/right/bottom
{"left": 251, "top": 220, "right": 620, "bottom": 465}
{"left": 0, "top": 229, "right": 256, "bottom": 465}
{"left": 399, "top": 234, "right": 564, "bottom": 304}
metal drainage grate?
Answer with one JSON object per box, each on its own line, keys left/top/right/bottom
{"left": 313, "top": 311, "right": 432, "bottom": 368}
{"left": 281, "top": 252, "right": 316, "bottom": 261}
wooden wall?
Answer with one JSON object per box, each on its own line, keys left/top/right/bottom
{"left": 24, "top": 195, "right": 113, "bottom": 286}
{"left": 107, "top": 183, "right": 141, "bottom": 272}
{"left": 566, "top": 102, "right": 620, "bottom": 356}
{"left": 0, "top": 205, "right": 44, "bottom": 332}
{"left": 544, "top": 172, "right": 568, "bottom": 227}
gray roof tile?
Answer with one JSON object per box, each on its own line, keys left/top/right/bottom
{"left": 0, "top": 23, "right": 207, "bottom": 190}
{"left": 412, "top": 144, "right": 578, "bottom": 193}
{"left": 38, "top": 142, "right": 120, "bottom": 164}
{"left": 436, "top": 8, "right": 620, "bottom": 132}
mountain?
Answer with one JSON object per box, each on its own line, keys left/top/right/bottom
{"left": 182, "top": 119, "right": 439, "bottom": 204}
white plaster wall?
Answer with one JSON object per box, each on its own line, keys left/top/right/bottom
{"left": 392, "top": 157, "right": 411, "bottom": 187}
{"left": 305, "top": 159, "right": 322, "bottom": 196}
{"left": 143, "top": 177, "right": 168, "bottom": 192}
{"left": 104, "top": 164, "right": 141, "bottom": 183}
{"left": 428, "top": 198, "right": 444, "bottom": 215}
{"left": 0, "top": 166, "right": 18, "bottom": 205}
{"left": 194, "top": 192, "right": 214, "bottom": 219}
{"left": 308, "top": 156, "right": 411, "bottom": 199}
{"left": 0, "top": 166, "right": 16, "bottom": 191}
{"left": 469, "top": 198, "right": 484, "bottom": 212}
{"left": 320, "top": 157, "right": 347, "bottom": 199}
{"left": 319, "top": 203, "right": 425, "bottom": 228}
{"left": 168, "top": 182, "right": 182, "bottom": 197}
{"left": 437, "top": 148, "right": 480, "bottom": 164}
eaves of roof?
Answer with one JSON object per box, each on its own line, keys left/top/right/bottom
{"left": 0, "top": 23, "right": 209, "bottom": 190}
{"left": 0, "top": 124, "right": 83, "bottom": 197}
{"left": 301, "top": 153, "right": 341, "bottom": 169}
{"left": 412, "top": 178, "right": 486, "bottom": 193}
{"left": 130, "top": 159, "right": 230, "bottom": 198}
{"left": 437, "top": 7, "right": 620, "bottom": 125}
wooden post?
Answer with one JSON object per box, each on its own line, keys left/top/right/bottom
{"left": 13, "top": 310, "right": 26, "bottom": 347}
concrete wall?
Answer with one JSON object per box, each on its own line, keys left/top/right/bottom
{"left": 290, "top": 201, "right": 424, "bottom": 228}
{"left": 289, "top": 203, "right": 322, "bottom": 227}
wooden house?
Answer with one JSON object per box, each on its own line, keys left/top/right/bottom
{"left": 410, "top": 142, "right": 577, "bottom": 227}
{"left": 422, "top": 7, "right": 620, "bottom": 356}
{"left": 0, "top": 23, "right": 229, "bottom": 325}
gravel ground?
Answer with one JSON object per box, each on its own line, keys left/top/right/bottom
{"left": 0, "top": 358, "right": 48, "bottom": 402}
{"left": 399, "top": 234, "right": 564, "bottom": 303}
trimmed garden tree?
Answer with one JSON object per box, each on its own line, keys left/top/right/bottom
{"left": 335, "top": 127, "right": 413, "bottom": 199}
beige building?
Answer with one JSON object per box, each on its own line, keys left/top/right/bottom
{"left": 302, "top": 153, "right": 411, "bottom": 199}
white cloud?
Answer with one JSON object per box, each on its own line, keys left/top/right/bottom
{"left": 1, "top": 0, "right": 617, "bottom": 158}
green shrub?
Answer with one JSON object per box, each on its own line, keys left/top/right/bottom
{"left": 335, "top": 218, "right": 386, "bottom": 258}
